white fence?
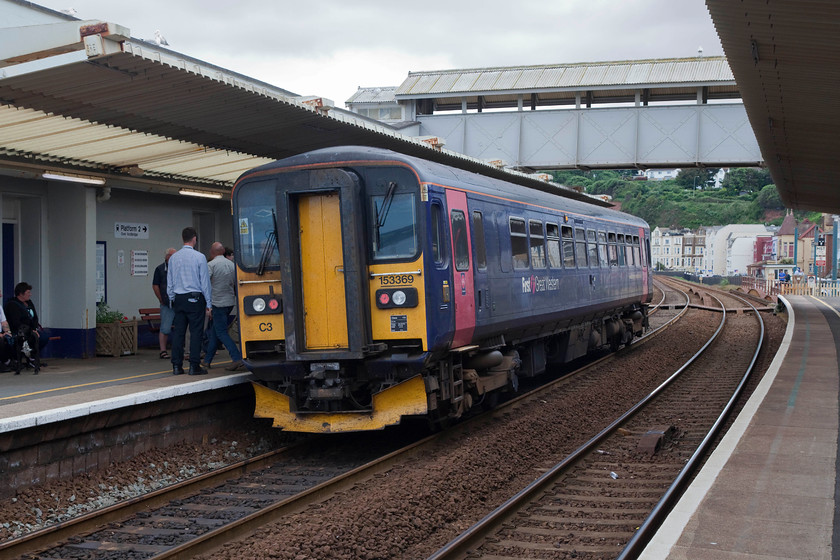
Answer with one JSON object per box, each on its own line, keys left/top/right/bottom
{"left": 740, "top": 276, "right": 840, "bottom": 298}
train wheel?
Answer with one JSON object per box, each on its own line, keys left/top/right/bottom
{"left": 482, "top": 390, "right": 500, "bottom": 410}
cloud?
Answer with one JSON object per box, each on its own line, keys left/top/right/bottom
{"left": 36, "top": 0, "right": 723, "bottom": 105}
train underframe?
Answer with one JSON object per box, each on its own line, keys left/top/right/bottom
{"left": 251, "top": 303, "right": 647, "bottom": 432}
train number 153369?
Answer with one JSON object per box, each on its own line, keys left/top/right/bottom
{"left": 380, "top": 274, "right": 414, "bottom": 286}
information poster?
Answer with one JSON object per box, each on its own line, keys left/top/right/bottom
{"left": 131, "top": 250, "right": 149, "bottom": 276}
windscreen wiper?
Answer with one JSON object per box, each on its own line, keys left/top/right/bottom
{"left": 257, "top": 209, "right": 279, "bottom": 276}
{"left": 377, "top": 181, "right": 397, "bottom": 229}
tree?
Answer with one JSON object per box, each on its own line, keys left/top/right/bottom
{"left": 754, "top": 184, "right": 783, "bottom": 212}
{"left": 720, "top": 168, "right": 773, "bottom": 195}
{"left": 675, "top": 168, "right": 719, "bottom": 190}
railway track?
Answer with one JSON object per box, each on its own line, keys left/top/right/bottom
{"left": 427, "top": 282, "right": 767, "bottom": 560}
{"left": 2, "top": 278, "right": 767, "bottom": 560}
{"left": 0, "top": 433, "right": 427, "bottom": 560}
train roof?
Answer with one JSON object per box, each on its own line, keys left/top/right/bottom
{"left": 240, "top": 146, "right": 649, "bottom": 229}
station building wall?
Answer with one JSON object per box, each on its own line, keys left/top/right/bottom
{"left": 1, "top": 175, "right": 233, "bottom": 359}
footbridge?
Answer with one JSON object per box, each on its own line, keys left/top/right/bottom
{"left": 385, "top": 57, "right": 762, "bottom": 171}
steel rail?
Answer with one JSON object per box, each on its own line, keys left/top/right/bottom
{"left": 0, "top": 444, "right": 305, "bottom": 560}
{"left": 616, "top": 282, "right": 766, "bottom": 559}
{"left": 647, "top": 278, "right": 669, "bottom": 314}
{"left": 426, "top": 292, "right": 728, "bottom": 560}
{"left": 150, "top": 434, "right": 439, "bottom": 559}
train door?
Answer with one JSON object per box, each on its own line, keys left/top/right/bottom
{"left": 298, "top": 192, "right": 348, "bottom": 349}
{"left": 279, "top": 169, "right": 367, "bottom": 360}
{"left": 446, "top": 190, "right": 475, "bottom": 347}
{"left": 639, "top": 226, "right": 650, "bottom": 299}
{"left": 471, "top": 209, "right": 489, "bottom": 326}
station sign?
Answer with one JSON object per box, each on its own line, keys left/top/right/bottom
{"left": 115, "top": 222, "right": 149, "bottom": 239}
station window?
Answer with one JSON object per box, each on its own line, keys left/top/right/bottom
{"left": 451, "top": 210, "right": 470, "bottom": 271}
{"left": 562, "top": 225, "right": 575, "bottom": 267}
{"left": 510, "top": 218, "right": 529, "bottom": 269}
{"left": 575, "top": 228, "right": 588, "bottom": 267}
{"left": 546, "top": 223, "right": 562, "bottom": 268}
{"left": 587, "top": 230, "right": 599, "bottom": 267}
{"left": 529, "top": 220, "right": 546, "bottom": 269}
{"left": 472, "top": 211, "right": 487, "bottom": 270}
{"left": 597, "top": 231, "right": 608, "bottom": 268}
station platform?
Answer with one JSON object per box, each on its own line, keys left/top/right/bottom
{"left": 0, "top": 348, "right": 251, "bottom": 433}
{"left": 642, "top": 294, "right": 838, "bottom": 559}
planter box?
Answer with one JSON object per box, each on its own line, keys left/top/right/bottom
{"left": 96, "top": 321, "right": 138, "bottom": 356}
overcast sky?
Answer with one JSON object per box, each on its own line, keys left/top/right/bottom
{"left": 38, "top": 0, "right": 723, "bottom": 107}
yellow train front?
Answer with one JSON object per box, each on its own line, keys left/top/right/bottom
{"left": 232, "top": 146, "right": 651, "bottom": 433}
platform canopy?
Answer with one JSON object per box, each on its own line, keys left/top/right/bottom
{"left": 0, "top": 20, "right": 599, "bottom": 204}
{"left": 707, "top": 0, "right": 840, "bottom": 213}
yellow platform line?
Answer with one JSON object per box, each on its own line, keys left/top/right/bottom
{"left": 0, "top": 360, "right": 233, "bottom": 401}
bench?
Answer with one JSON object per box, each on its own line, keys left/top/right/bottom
{"left": 139, "top": 307, "right": 161, "bottom": 334}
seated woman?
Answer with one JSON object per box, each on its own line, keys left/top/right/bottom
{"left": 4, "top": 282, "right": 49, "bottom": 374}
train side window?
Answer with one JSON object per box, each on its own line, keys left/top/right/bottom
{"left": 451, "top": 210, "right": 470, "bottom": 271}
{"left": 607, "top": 232, "right": 618, "bottom": 266}
{"left": 633, "top": 236, "right": 641, "bottom": 266}
{"left": 645, "top": 239, "right": 651, "bottom": 266}
{"left": 587, "top": 230, "right": 599, "bottom": 267}
{"left": 575, "top": 227, "right": 588, "bottom": 267}
{"left": 472, "top": 211, "right": 487, "bottom": 270}
{"left": 617, "top": 234, "right": 626, "bottom": 266}
{"left": 510, "top": 218, "right": 529, "bottom": 269}
{"left": 529, "top": 220, "right": 546, "bottom": 269}
{"left": 546, "top": 223, "right": 562, "bottom": 268}
{"left": 561, "top": 225, "right": 575, "bottom": 267}
{"left": 431, "top": 203, "right": 446, "bottom": 265}
{"left": 597, "top": 231, "right": 608, "bottom": 268}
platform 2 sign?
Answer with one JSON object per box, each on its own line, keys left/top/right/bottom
{"left": 115, "top": 222, "right": 149, "bottom": 239}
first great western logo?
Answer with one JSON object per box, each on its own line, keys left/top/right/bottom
{"left": 521, "top": 275, "right": 561, "bottom": 294}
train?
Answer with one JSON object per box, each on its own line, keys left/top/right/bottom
{"left": 231, "top": 146, "right": 652, "bottom": 433}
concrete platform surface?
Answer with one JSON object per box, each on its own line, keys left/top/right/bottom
{"left": 0, "top": 347, "right": 251, "bottom": 432}
{"left": 642, "top": 295, "right": 838, "bottom": 559}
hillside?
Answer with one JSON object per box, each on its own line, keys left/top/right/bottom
{"left": 546, "top": 168, "right": 816, "bottom": 229}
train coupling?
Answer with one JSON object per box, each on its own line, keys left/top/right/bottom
{"left": 305, "top": 362, "right": 347, "bottom": 400}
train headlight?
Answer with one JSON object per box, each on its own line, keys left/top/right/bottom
{"left": 243, "top": 295, "right": 283, "bottom": 315}
{"left": 375, "top": 288, "right": 418, "bottom": 309}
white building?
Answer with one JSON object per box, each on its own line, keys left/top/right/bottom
{"left": 705, "top": 224, "right": 770, "bottom": 275}
{"left": 650, "top": 227, "right": 706, "bottom": 274}
{"left": 346, "top": 87, "right": 407, "bottom": 123}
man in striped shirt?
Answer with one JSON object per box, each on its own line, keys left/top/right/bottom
{"left": 167, "top": 226, "right": 212, "bottom": 376}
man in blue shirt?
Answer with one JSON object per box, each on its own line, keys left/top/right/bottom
{"left": 167, "top": 227, "right": 212, "bottom": 375}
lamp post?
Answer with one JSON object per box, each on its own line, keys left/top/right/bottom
{"left": 834, "top": 216, "right": 839, "bottom": 282}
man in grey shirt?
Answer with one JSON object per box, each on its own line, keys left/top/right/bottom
{"left": 203, "top": 242, "right": 245, "bottom": 370}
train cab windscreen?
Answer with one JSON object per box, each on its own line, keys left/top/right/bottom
{"left": 370, "top": 182, "right": 418, "bottom": 261}
{"left": 234, "top": 179, "right": 282, "bottom": 271}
